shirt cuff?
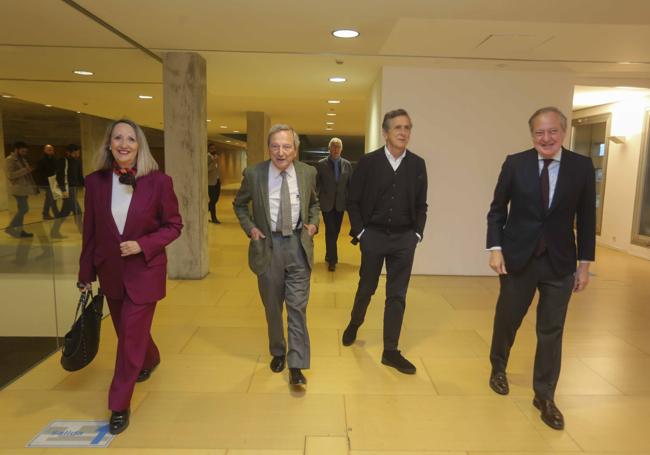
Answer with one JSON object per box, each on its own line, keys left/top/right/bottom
{"left": 487, "top": 246, "right": 502, "bottom": 251}
{"left": 415, "top": 233, "right": 422, "bottom": 241}
{"left": 357, "top": 229, "right": 365, "bottom": 239}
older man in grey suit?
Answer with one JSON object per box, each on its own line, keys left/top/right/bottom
{"left": 233, "top": 124, "right": 319, "bottom": 387}
{"left": 316, "top": 137, "right": 351, "bottom": 271}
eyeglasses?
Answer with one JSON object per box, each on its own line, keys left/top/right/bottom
{"left": 269, "top": 144, "right": 294, "bottom": 152}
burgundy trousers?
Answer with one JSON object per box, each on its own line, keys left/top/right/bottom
{"left": 107, "top": 295, "right": 159, "bottom": 411}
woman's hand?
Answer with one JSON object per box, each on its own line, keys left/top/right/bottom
{"left": 120, "top": 241, "right": 142, "bottom": 257}
{"left": 77, "top": 281, "right": 92, "bottom": 292}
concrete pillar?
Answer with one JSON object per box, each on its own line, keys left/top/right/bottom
{"left": 246, "top": 111, "right": 270, "bottom": 166}
{"left": 163, "top": 52, "right": 208, "bottom": 279}
{"left": 0, "top": 107, "right": 8, "bottom": 211}
{"left": 80, "top": 114, "right": 112, "bottom": 177}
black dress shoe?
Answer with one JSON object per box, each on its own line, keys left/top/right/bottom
{"left": 489, "top": 371, "right": 509, "bottom": 395}
{"left": 327, "top": 262, "right": 336, "bottom": 271}
{"left": 19, "top": 231, "right": 34, "bottom": 238}
{"left": 342, "top": 322, "right": 360, "bottom": 346}
{"left": 109, "top": 409, "right": 130, "bottom": 435}
{"left": 136, "top": 360, "right": 160, "bottom": 383}
{"left": 381, "top": 350, "right": 416, "bottom": 374}
{"left": 270, "top": 355, "right": 286, "bottom": 373}
{"left": 289, "top": 368, "right": 307, "bottom": 386}
{"left": 533, "top": 397, "right": 565, "bottom": 430}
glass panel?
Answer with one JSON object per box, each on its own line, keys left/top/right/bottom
{"left": 638, "top": 129, "right": 650, "bottom": 237}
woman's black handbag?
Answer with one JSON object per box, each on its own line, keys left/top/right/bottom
{"left": 61, "top": 289, "right": 104, "bottom": 371}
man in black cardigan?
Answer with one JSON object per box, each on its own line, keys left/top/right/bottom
{"left": 342, "top": 109, "right": 428, "bottom": 374}
{"left": 486, "top": 106, "right": 596, "bottom": 430}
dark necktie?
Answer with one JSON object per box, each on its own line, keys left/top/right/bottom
{"left": 534, "top": 158, "right": 554, "bottom": 256}
{"left": 277, "top": 171, "right": 292, "bottom": 236}
{"left": 334, "top": 160, "right": 340, "bottom": 181}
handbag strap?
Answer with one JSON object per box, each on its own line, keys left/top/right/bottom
{"left": 72, "top": 289, "right": 92, "bottom": 324}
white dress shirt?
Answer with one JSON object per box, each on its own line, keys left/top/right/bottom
{"left": 538, "top": 149, "right": 561, "bottom": 209}
{"left": 268, "top": 162, "right": 300, "bottom": 232}
{"left": 384, "top": 146, "right": 406, "bottom": 171}
{"left": 111, "top": 173, "right": 133, "bottom": 235}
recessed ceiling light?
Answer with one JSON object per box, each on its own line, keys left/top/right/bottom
{"left": 207, "top": 119, "right": 212, "bottom": 122}
{"left": 220, "top": 125, "right": 227, "bottom": 129}
{"left": 1, "top": 94, "right": 12, "bottom": 98}
{"left": 226, "top": 140, "right": 232, "bottom": 143}
{"left": 326, "top": 127, "right": 333, "bottom": 131}
{"left": 326, "top": 112, "right": 337, "bottom": 116}
{"left": 233, "top": 130, "right": 240, "bottom": 133}
{"left": 138, "top": 95, "right": 153, "bottom": 99}
{"left": 326, "top": 121, "right": 334, "bottom": 125}
{"left": 73, "top": 70, "right": 94, "bottom": 76}
{"left": 76, "top": 111, "right": 81, "bottom": 114}
{"left": 44, "top": 104, "right": 52, "bottom": 107}
{"left": 618, "top": 61, "right": 633, "bottom": 65}
{"left": 328, "top": 100, "right": 341, "bottom": 104}
{"left": 332, "top": 29, "right": 359, "bottom": 39}
{"left": 329, "top": 76, "right": 347, "bottom": 83}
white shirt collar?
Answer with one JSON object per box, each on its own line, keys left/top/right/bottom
{"left": 269, "top": 161, "right": 296, "bottom": 179}
{"left": 537, "top": 148, "right": 562, "bottom": 162}
{"left": 384, "top": 145, "right": 407, "bottom": 162}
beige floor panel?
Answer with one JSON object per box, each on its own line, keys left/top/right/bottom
{"left": 0, "top": 389, "right": 147, "bottom": 448}
{"left": 401, "top": 329, "right": 489, "bottom": 358}
{"left": 438, "top": 288, "right": 499, "bottom": 311}
{"left": 165, "top": 283, "right": 226, "bottom": 306}
{"left": 607, "top": 329, "right": 650, "bottom": 355}
{"left": 214, "top": 289, "right": 260, "bottom": 307}
{"left": 515, "top": 395, "right": 650, "bottom": 452}
{"left": 42, "top": 450, "right": 226, "bottom": 454}
{"left": 580, "top": 357, "right": 650, "bottom": 394}
{"left": 305, "top": 435, "right": 348, "bottom": 455}
{"left": 110, "top": 392, "right": 346, "bottom": 450}
{"left": 248, "top": 356, "right": 436, "bottom": 395}
{"left": 182, "top": 326, "right": 340, "bottom": 357}
{"left": 345, "top": 394, "right": 579, "bottom": 452}
{"left": 226, "top": 450, "right": 301, "bottom": 455}
{"left": 54, "top": 353, "right": 258, "bottom": 394}
{"left": 351, "top": 452, "right": 466, "bottom": 455}
{"left": 4, "top": 353, "right": 72, "bottom": 391}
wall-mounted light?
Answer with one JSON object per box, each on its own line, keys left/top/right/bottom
{"left": 608, "top": 135, "right": 626, "bottom": 144}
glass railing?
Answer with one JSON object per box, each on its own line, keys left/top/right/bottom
{"left": 0, "top": 215, "right": 83, "bottom": 389}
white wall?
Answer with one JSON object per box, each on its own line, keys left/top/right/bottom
{"left": 380, "top": 67, "right": 575, "bottom": 275}
{"left": 365, "top": 71, "right": 383, "bottom": 153}
{"left": 574, "top": 98, "right": 650, "bottom": 261}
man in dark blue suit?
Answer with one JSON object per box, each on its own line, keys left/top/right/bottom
{"left": 486, "top": 106, "right": 596, "bottom": 430}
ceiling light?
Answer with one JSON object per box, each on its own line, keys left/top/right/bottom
{"left": 326, "top": 127, "right": 333, "bottom": 131}
{"left": 328, "top": 100, "right": 341, "bottom": 104}
{"left": 329, "top": 76, "right": 347, "bottom": 83}
{"left": 44, "top": 104, "right": 52, "bottom": 107}
{"left": 332, "top": 29, "right": 359, "bottom": 39}
{"left": 326, "top": 122, "right": 334, "bottom": 125}
{"left": 618, "top": 61, "right": 633, "bottom": 65}
{"left": 73, "top": 70, "right": 94, "bottom": 76}
{"left": 1, "top": 94, "right": 12, "bottom": 98}
{"left": 138, "top": 95, "right": 153, "bottom": 99}
{"left": 233, "top": 130, "right": 240, "bottom": 133}
{"left": 326, "top": 113, "right": 336, "bottom": 116}
{"left": 226, "top": 140, "right": 232, "bottom": 143}
{"left": 220, "top": 125, "right": 227, "bottom": 129}
{"left": 76, "top": 111, "right": 81, "bottom": 114}
{"left": 207, "top": 119, "right": 212, "bottom": 122}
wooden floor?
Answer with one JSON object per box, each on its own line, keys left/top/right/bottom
{"left": 2, "top": 192, "right": 650, "bottom": 454}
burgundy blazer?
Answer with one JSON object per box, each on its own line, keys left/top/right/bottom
{"left": 78, "top": 170, "right": 183, "bottom": 303}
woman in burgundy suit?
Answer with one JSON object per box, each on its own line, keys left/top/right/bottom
{"left": 78, "top": 119, "right": 183, "bottom": 434}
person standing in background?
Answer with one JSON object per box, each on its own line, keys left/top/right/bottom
{"left": 315, "top": 137, "right": 351, "bottom": 271}
{"left": 208, "top": 142, "right": 222, "bottom": 224}
{"left": 51, "top": 144, "right": 84, "bottom": 238}
{"left": 36, "top": 144, "right": 60, "bottom": 220}
{"left": 5, "top": 141, "right": 37, "bottom": 238}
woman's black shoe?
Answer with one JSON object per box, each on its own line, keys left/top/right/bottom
{"left": 109, "top": 409, "right": 130, "bottom": 435}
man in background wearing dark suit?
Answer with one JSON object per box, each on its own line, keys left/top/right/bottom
{"left": 486, "top": 106, "right": 596, "bottom": 430}
{"left": 316, "top": 137, "right": 351, "bottom": 271}
{"left": 342, "top": 109, "right": 428, "bottom": 375}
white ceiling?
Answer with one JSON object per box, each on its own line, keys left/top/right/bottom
{"left": 3, "top": 0, "right": 650, "bottom": 137}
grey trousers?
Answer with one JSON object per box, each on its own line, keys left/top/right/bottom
{"left": 257, "top": 232, "right": 311, "bottom": 369}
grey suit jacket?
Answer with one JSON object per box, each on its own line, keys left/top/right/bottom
{"left": 233, "top": 160, "right": 320, "bottom": 275}
{"left": 315, "top": 156, "right": 351, "bottom": 212}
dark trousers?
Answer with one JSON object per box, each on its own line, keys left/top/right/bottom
{"left": 9, "top": 195, "right": 29, "bottom": 231}
{"left": 51, "top": 187, "right": 82, "bottom": 234}
{"left": 489, "top": 253, "right": 574, "bottom": 400}
{"left": 350, "top": 228, "right": 418, "bottom": 351}
{"left": 107, "top": 295, "right": 159, "bottom": 411}
{"left": 40, "top": 185, "right": 60, "bottom": 218}
{"left": 208, "top": 180, "right": 221, "bottom": 221}
{"left": 322, "top": 209, "right": 344, "bottom": 264}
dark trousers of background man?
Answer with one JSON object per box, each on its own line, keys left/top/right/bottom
{"left": 208, "top": 180, "right": 221, "bottom": 221}
{"left": 489, "top": 253, "right": 574, "bottom": 400}
{"left": 350, "top": 228, "right": 418, "bottom": 350}
{"left": 8, "top": 195, "right": 29, "bottom": 231}
{"left": 322, "top": 209, "right": 344, "bottom": 265}
{"left": 40, "top": 185, "right": 60, "bottom": 219}
{"left": 51, "top": 187, "right": 82, "bottom": 235}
